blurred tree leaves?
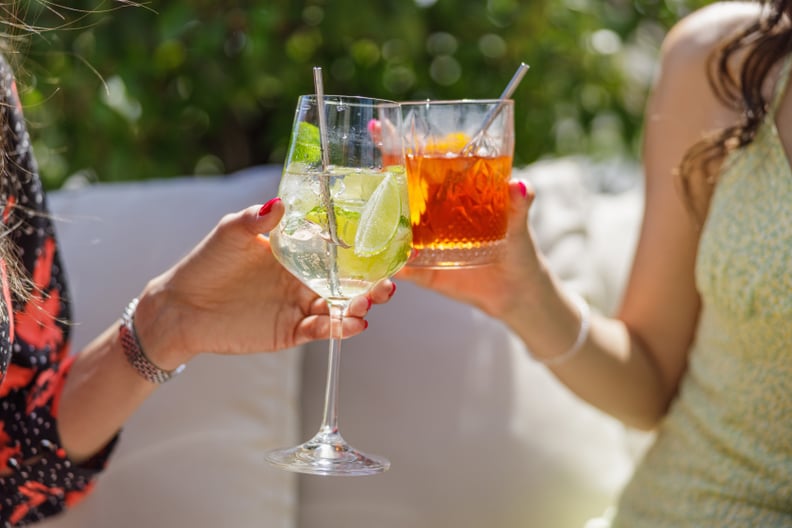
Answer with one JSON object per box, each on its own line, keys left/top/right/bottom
{"left": 15, "top": 0, "right": 707, "bottom": 189}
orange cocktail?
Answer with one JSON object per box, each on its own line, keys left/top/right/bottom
{"left": 401, "top": 99, "right": 514, "bottom": 267}
{"left": 406, "top": 152, "right": 511, "bottom": 247}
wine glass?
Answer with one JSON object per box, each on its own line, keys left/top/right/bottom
{"left": 266, "top": 95, "right": 410, "bottom": 476}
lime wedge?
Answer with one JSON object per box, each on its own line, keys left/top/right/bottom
{"left": 354, "top": 174, "right": 401, "bottom": 257}
{"left": 291, "top": 122, "right": 321, "bottom": 163}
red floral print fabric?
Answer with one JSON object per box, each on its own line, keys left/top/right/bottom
{"left": 0, "top": 56, "right": 117, "bottom": 526}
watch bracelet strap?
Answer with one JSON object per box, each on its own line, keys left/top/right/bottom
{"left": 119, "top": 298, "right": 186, "bottom": 384}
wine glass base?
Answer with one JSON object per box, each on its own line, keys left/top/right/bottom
{"left": 265, "top": 432, "right": 390, "bottom": 476}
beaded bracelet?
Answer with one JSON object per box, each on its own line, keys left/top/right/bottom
{"left": 534, "top": 292, "right": 591, "bottom": 366}
{"left": 119, "top": 298, "right": 186, "bottom": 384}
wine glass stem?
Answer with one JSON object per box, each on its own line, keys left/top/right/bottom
{"left": 319, "top": 300, "right": 348, "bottom": 437}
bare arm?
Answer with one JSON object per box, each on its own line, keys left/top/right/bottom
{"left": 56, "top": 201, "right": 395, "bottom": 463}
{"left": 400, "top": 3, "right": 754, "bottom": 430}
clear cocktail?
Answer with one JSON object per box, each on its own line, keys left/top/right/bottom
{"left": 266, "top": 94, "right": 409, "bottom": 476}
{"left": 273, "top": 164, "right": 411, "bottom": 300}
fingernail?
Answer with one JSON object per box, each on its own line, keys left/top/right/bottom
{"left": 366, "top": 297, "right": 372, "bottom": 310}
{"left": 364, "top": 320, "right": 369, "bottom": 330}
{"left": 389, "top": 282, "right": 397, "bottom": 298}
{"left": 517, "top": 180, "right": 528, "bottom": 198}
{"left": 257, "top": 198, "right": 280, "bottom": 217}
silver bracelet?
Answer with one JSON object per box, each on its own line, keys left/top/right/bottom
{"left": 119, "top": 298, "right": 186, "bottom": 384}
{"left": 535, "top": 292, "right": 591, "bottom": 366}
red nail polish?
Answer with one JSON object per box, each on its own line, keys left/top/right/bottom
{"left": 517, "top": 180, "right": 528, "bottom": 198}
{"left": 366, "top": 297, "right": 373, "bottom": 310}
{"left": 389, "top": 282, "right": 397, "bottom": 298}
{"left": 364, "top": 320, "right": 369, "bottom": 329}
{"left": 258, "top": 198, "right": 280, "bottom": 217}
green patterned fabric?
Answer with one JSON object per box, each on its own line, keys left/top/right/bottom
{"left": 612, "top": 59, "right": 792, "bottom": 527}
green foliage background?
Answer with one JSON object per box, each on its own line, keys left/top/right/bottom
{"left": 15, "top": 0, "right": 708, "bottom": 189}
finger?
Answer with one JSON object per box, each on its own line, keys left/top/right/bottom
{"left": 367, "top": 118, "right": 382, "bottom": 144}
{"left": 347, "top": 296, "right": 372, "bottom": 319}
{"left": 367, "top": 279, "right": 396, "bottom": 305}
{"left": 394, "top": 265, "right": 437, "bottom": 288}
{"left": 340, "top": 316, "right": 368, "bottom": 338}
{"left": 295, "top": 313, "right": 368, "bottom": 343}
{"left": 508, "top": 179, "right": 534, "bottom": 238}
{"left": 346, "top": 294, "right": 373, "bottom": 319}
{"left": 344, "top": 278, "right": 397, "bottom": 319}
{"left": 252, "top": 198, "right": 284, "bottom": 234}
{"left": 294, "top": 314, "right": 330, "bottom": 344}
{"left": 343, "top": 317, "right": 368, "bottom": 339}
{"left": 308, "top": 296, "right": 329, "bottom": 315}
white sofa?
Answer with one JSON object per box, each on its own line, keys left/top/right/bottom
{"left": 39, "top": 158, "right": 648, "bottom": 528}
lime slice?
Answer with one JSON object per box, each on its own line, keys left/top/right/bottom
{"left": 354, "top": 174, "right": 401, "bottom": 257}
{"left": 334, "top": 207, "right": 361, "bottom": 244}
{"left": 305, "top": 205, "right": 327, "bottom": 228}
{"left": 306, "top": 204, "right": 361, "bottom": 244}
{"left": 291, "top": 122, "right": 321, "bottom": 163}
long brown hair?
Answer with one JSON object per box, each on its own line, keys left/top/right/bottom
{"left": 0, "top": 3, "right": 42, "bottom": 319}
{"left": 0, "top": 1, "right": 144, "bottom": 322}
{"left": 677, "top": 0, "right": 792, "bottom": 221}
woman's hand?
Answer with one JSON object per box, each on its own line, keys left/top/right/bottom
{"left": 397, "top": 180, "right": 542, "bottom": 320}
{"left": 133, "top": 198, "right": 395, "bottom": 369}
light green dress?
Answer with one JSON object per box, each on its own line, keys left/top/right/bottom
{"left": 612, "top": 60, "right": 792, "bottom": 526}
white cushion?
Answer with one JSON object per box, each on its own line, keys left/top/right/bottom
{"left": 38, "top": 167, "right": 302, "bottom": 528}
{"left": 298, "top": 289, "right": 637, "bottom": 528}
{"left": 519, "top": 156, "right": 644, "bottom": 315}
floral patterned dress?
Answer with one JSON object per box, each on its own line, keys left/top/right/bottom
{"left": 0, "top": 56, "right": 116, "bottom": 526}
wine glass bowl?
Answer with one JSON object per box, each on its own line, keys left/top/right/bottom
{"left": 267, "top": 95, "right": 410, "bottom": 476}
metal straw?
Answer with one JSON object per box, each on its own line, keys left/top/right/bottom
{"left": 461, "top": 62, "right": 530, "bottom": 155}
{"left": 313, "top": 66, "right": 349, "bottom": 248}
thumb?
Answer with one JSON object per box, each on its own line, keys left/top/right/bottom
{"left": 253, "top": 197, "right": 285, "bottom": 233}
{"left": 508, "top": 179, "right": 534, "bottom": 237}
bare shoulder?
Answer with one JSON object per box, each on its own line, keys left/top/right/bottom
{"left": 661, "top": 1, "right": 761, "bottom": 71}
{"left": 647, "top": 2, "right": 762, "bottom": 128}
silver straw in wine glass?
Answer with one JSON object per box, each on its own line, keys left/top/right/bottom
{"left": 461, "top": 62, "right": 530, "bottom": 155}
{"left": 313, "top": 66, "right": 349, "bottom": 248}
